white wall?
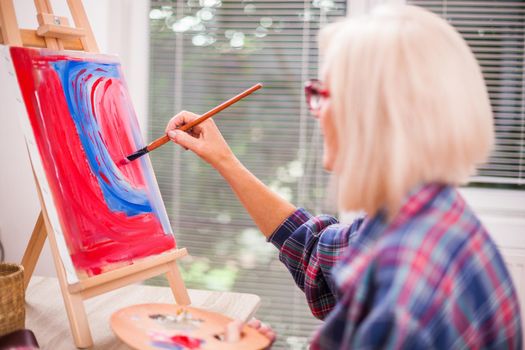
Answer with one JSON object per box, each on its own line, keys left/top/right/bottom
{"left": 0, "top": 0, "right": 150, "bottom": 276}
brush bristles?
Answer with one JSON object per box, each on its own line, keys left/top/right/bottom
{"left": 127, "top": 147, "right": 149, "bottom": 161}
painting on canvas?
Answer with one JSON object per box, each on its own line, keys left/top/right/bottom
{"left": 1, "top": 45, "right": 175, "bottom": 283}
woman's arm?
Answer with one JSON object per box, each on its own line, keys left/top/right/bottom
{"left": 166, "top": 111, "right": 366, "bottom": 319}
{"left": 166, "top": 111, "right": 296, "bottom": 237}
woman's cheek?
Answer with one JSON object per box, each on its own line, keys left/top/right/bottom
{"left": 320, "top": 101, "right": 338, "bottom": 172}
{"left": 323, "top": 146, "right": 335, "bottom": 172}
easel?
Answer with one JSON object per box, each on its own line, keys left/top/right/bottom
{"left": 0, "top": 1, "right": 190, "bottom": 348}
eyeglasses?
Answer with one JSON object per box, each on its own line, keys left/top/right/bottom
{"left": 304, "top": 79, "right": 330, "bottom": 112}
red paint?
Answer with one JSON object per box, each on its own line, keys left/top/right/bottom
{"left": 10, "top": 47, "right": 175, "bottom": 276}
{"left": 170, "top": 335, "right": 203, "bottom": 349}
{"left": 95, "top": 76, "right": 147, "bottom": 185}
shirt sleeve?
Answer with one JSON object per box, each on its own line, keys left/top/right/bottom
{"left": 268, "top": 208, "right": 365, "bottom": 319}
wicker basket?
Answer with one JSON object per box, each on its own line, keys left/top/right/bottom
{"left": 0, "top": 263, "right": 25, "bottom": 337}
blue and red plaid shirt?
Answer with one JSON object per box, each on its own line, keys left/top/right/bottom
{"left": 269, "top": 183, "right": 522, "bottom": 349}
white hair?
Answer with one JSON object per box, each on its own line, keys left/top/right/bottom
{"left": 320, "top": 4, "right": 494, "bottom": 217}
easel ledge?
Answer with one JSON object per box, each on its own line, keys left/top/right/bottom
{"left": 69, "top": 248, "right": 188, "bottom": 299}
{"left": 4, "top": 29, "right": 84, "bottom": 49}
{"left": 0, "top": 1, "right": 191, "bottom": 348}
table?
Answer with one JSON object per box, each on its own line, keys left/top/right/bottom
{"left": 25, "top": 276, "right": 261, "bottom": 349}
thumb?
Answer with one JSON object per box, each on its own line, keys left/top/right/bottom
{"left": 168, "top": 130, "right": 199, "bottom": 151}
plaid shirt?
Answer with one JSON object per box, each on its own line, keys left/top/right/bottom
{"left": 269, "top": 183, "right": 522, "bottom": 349}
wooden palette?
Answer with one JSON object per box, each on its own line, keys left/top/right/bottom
{"left": 111, "top": 303, "right": 270, "bottom": 350}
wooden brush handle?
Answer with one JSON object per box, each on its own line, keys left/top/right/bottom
{"left": 146, "top": 83, "right": 263, "bottom": 153}
{"left": 147, "top": 135, "right": 171, "bottom": 152}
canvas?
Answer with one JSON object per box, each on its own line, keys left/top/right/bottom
{"left": 1, "top": 45, "right": 175, "bottom": 283}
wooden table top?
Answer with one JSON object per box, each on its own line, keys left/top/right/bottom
{"left": 25, "top": 276, "right": 261, "bottom": 349}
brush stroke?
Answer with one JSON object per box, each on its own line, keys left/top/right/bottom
{"left": 52, "top": 60, "right": 152, "bottom": 216}
{"left": 9, "top": 47, "right": 175, "bottom": 277}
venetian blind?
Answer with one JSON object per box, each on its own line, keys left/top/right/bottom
{"left": 148, "top": 0, "right": 345, "bottom": 348}
{"left": 407, "top": 0, "right": 525, "bottom": 187}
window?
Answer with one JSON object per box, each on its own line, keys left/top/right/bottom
{"left": 147, "top": 1, "right": 524, "bottom": 348}
{"left": 407, "top": 0, "right": 525, "bottom": 188}
{"left": 148, "top": 0, "right": 346, "bottom": 348}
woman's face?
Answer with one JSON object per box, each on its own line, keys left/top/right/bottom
{"left": 317, "top": 100, "right": 338, "bottom": 172}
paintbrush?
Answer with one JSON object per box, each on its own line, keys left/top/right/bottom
{"left": 125, "top": 83, "right": 263, "bottom": 162}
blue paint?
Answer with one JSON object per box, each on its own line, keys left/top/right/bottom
{"left": 52, "top": 60, "right": 153, "bottom": 216}
{"left": 150, "top": 341, "right": 184, "bottom": 350}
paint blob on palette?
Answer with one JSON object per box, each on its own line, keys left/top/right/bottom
{"left": 8, "top": 46, "right": 175, "bottom": 279}
{"left": 150, "top": 311, "right": 204, "bottom": 331}
{"left": 150, "top": 332, "right": 204, "bottom": 350}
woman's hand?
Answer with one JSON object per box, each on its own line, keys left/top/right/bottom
{"left": 165, "top": 111, "right": 236, "bottom": 169}
{"left": 225, "top": 319, "right": 276, "bottom": 348}
{"left": 247, "top": 318, "right": 276, "bottom": 344}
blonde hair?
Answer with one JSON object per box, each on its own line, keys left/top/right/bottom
{"left": 320, "top": 5, "right": 494, "bottom": 217}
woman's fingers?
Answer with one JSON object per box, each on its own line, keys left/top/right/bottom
{"left": 247, "top": 318, "right": 262, "bottom": 329}
{"left": 165, "top": 110, "right": 202, "bottom": 133}
{"left": 167, "top": 130, "right": 200, "bottom": 153}
{"left": 165, "top": 110, "right": 206, "bottom": 153}
{"left": 259, "top": 324, "right": 276, "bottom": 342}
{"left": 225, "top": 319, "right": 275, "bottom": 349}
{"left": 247, "top": 318, "right": 276, "bottom": 344}
{"left": 164, "top": 109, "right": 235, "bottom": 168}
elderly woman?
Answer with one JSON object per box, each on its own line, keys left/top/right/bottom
{"left": 166, "top": 4, "right": 522, "bottom": 349}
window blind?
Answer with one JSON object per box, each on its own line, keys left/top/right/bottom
{"left": 407, "top": 0, "right": 525, "bottom": 187}
{"left": 148, "top": 1, "right": 345, "bottom": 348}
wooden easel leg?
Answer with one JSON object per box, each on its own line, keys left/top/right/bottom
{"left": 21, "top": 211, "right": 47, "bottom": 289}
{"left": 166, "top": 262, "right": 191, "bottom": 306}
{"left": 0, "top": 0, "right": 23, "bottom": 46}
{"left": 39, "top": 203, "right": 93, "bottom": 348}
{"left": 61, "top": 290, "right": 93, "bottom": 348}
{"left": 65, "top": 0, "right": 99, "bottom": 52}
{"left": 48, "top": 227, "right": 93, "bottom": 348}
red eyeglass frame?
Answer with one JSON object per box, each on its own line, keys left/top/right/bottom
{"left": 304, "top": 79, "right": 330, "bottom": 112}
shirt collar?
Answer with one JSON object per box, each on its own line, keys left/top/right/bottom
{"left": 386, "top": 182, "right": 447, "bottom": 230}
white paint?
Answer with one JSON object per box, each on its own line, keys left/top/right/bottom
{"left": 0, "top": 0, "right": 150, "bottom": 277}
